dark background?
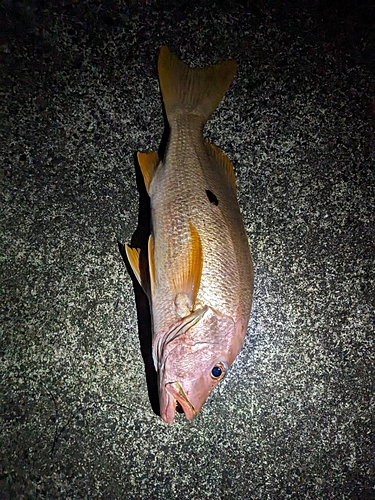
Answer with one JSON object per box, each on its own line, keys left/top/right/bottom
{"left": 1, "top": 0, "right": 373, "bottom": 498}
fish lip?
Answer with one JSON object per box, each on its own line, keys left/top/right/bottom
{"left": 165, "top": 382, "right": 197, "bottom": 421}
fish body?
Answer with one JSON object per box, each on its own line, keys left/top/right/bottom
{"left": 126, "top": 46, "right": 253, "bottom": 423}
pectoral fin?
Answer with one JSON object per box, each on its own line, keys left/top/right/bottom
{"left": 137, "top": 151, "right": 159, "bottom": 194}
{"left": 148, "top": 234, "right": 156, "bottom": 296}
{"left": 173, "top": 221, "right": 203, "bottom": 312}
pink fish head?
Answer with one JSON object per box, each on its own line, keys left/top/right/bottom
{"left": 153, "top": 305, "right": 245, "bottom": 424}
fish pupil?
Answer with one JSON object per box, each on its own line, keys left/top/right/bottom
{"left": 206, "top": 190, "right": 219, "bottom": 206}
{"left": 211, "top": 366, "right": 222, "bottom": 378}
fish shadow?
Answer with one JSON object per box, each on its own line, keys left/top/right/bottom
{"left": 118, "top": 153, "right": 159, "bottom": 416}
{"left": 118, "top": 106, "right": 169, "bottom": 417}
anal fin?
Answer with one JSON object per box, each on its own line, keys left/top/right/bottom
{"left": 137, "top": 151, "right": 159, "bottom": 194}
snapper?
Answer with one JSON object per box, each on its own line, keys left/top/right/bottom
{"left": 126, "top": 46, "right": 254, "bottom": 423}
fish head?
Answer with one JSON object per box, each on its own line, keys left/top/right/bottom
{"left": 154, "top": 305, "right": 245, "bottom": 424}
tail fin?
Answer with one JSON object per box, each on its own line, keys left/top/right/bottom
{"left": 158, "top": 46, "right": 237, "bottom": 126}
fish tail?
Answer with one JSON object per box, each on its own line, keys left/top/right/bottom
{"left": 158, "top": 46, "right": 237, "bottom": 126}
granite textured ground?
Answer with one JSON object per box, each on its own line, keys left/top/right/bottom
{"left": 1, "top": 1, "right": 374, "bottom": 498}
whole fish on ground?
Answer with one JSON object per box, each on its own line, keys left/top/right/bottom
{"left": 126, "top": 46, "right": 254, "bottom": 424}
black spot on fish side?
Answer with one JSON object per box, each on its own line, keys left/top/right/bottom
{"left": 206, "top": 190, "right": 219, "bottom": 206}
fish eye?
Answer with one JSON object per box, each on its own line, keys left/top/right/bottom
{"left": 211, "top": 362, "right": 227, "bottom": 380}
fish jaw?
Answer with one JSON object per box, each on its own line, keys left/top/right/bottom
{"left": 161, "top": 382, "right": 197, "bottom": 424}
{"left": 159, "top": 384, "right": 178, "bottom": 424}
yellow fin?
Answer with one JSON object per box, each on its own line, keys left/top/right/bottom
{"left": 137, "top": 151, "right": 159, "bottom": 194}
{"left": 148, "top": 234, "right": 156, "bottom": 296}
{"left": 158, "top": 46, "right": 237, "bottom": 125}
{"left": 205, "top": 142, "right": 237, "bottom": 191}
{"left": 125, "top": 245, "right": 142, "bottom": 287}
{"left": 173, "top": 221, "right": 203, "bottom": 311}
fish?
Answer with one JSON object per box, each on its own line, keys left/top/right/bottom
{"left": 126, "top": 46, "right": 254, "bottom": 424}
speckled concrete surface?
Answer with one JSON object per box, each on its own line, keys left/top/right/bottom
{"left": 1, "top": 1, "right": 373, "bottom": 498}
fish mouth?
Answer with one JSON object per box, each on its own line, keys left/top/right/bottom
{"left": 165, "top": 382, "right": 196, "bottom": 422}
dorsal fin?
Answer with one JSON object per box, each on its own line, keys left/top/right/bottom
{"left": 205, "top": 142, "right": 237, "bottom": 191}
{"left": 137, "top": 151, "right": 159, "bottom": 194}
{"left": 158, "top": 46, "right": 237, "bottom": 125}
{"left": 172, "top": 220, "right": 203, "bottom": 311}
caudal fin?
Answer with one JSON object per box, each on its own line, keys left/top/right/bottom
{"left": 158, "top": 46, "right": 237, "bottom": 126}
